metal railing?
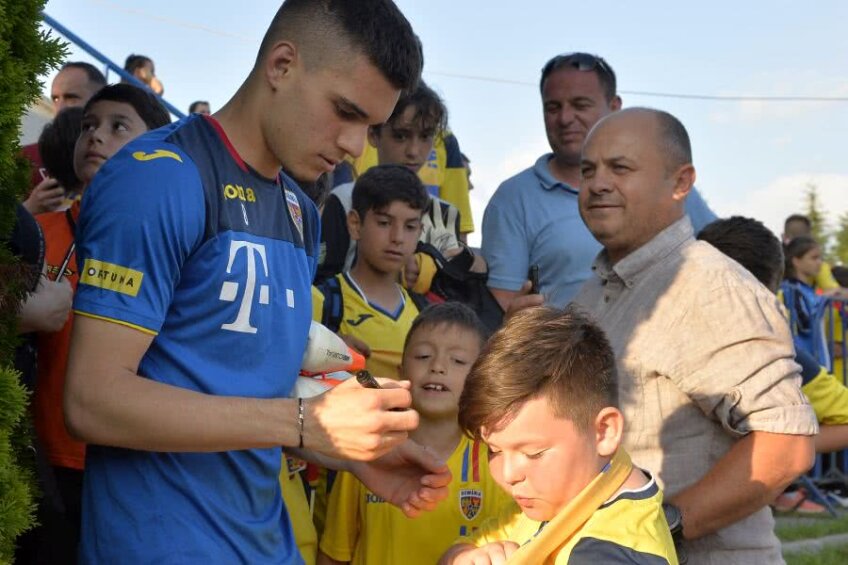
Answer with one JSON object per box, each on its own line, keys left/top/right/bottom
{"left": 42, "top": 12, "right": 186, "bottom": 120}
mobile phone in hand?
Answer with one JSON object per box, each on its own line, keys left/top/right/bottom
{"left": 528, "top": 265, "right": 540, "bottom": 294}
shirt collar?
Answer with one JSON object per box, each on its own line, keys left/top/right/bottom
{"left": 533, "top": 153, "right": 578, "bottom": 194}
{"left": 591, "top": 216, "right": 694, "bottom": 287}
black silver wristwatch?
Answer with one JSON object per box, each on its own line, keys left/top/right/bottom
{"left": 662, "top": 503, "right": 687, "bottom": 564}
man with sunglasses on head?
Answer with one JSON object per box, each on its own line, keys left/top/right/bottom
{"left": 481, "top": 53, "right": 716, "bottom": 310}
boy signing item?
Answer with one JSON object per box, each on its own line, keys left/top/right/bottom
{"left": 441, "top": 306, "right": 677, "bottom": 565}
{"left": 319, "top": 303, "right": 514, "bottom": 565}
{"left": 314, "top": 164, "right": 429, "bottom": 380}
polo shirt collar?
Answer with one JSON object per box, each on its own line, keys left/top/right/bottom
{"left": 533, "top": 153, "right": 578, "bottom": 194}
{"left": 592, "top": 216, "right": 693, "bottom": 287}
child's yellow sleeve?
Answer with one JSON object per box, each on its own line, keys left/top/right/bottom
{"left": 803, "top": 368, "right": 848, "bottom": 425}
{"left": 438, "top": 133, "right": 474, "bottom": 234}
{"left": 311, "top": 285, "right": 324, "bottom": 322}
{"left": 319, "top": 470, "right": 362, "bottom": 562}
{"left": 817, "top": 262, "right": 841, "bottom": 291}
{"left": 280, "top": 456, "right": 318, "bottom": 565}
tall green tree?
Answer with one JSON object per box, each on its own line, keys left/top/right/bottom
{"left": 0, "top": 1, "right": 65, "bottom": 560}
{"left": 833, "top": 211, "right": 848, "bottom": 266}
{"left": 803, "top": 183, "right": 830, "bottom": 254}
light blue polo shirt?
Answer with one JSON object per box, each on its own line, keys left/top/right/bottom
{"left": 482, "top": 153, "right": 717, "bottom": 307}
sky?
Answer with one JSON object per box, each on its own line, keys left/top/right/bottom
{"left": 40, "top": 0, "right": 848, "bottom": 246}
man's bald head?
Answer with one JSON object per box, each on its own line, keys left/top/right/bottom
{"left": 254, "top": 0, "right": 422, "bottom": 91}
{"left": 579, "top": 107, "right": 696, "bottom": 263}
{"left": 589, "top": 107, "right": 692, "bottom": 174}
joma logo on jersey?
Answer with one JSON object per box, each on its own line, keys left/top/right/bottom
{"left": 223, "top": 183, "right": 256, "bottom": 203}
{"left": 132, "top": 149, "right": 182, "bottom": 163}
{"left": 346, "top": 314, "right": 373, "bottom": 327}
{"left": 79, "top": 259, "right": 143, "bottom": 297}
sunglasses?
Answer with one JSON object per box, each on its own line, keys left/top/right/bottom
{"left": 544, "top": 52, "right": 612, "bottom": 76}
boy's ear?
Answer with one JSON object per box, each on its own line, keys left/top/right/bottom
{"left": 594, "top": 407, "right": 624, "bottom": 458}
{"left": 348, "top": 209, "right": 363, "bottom": 241}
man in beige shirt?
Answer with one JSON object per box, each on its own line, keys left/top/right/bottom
{"left": 575, "top": 107, "right": 817, "bottom": 564}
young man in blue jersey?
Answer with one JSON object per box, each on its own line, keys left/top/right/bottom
{"left": 64, "top": 1, "right": 451, "bottom": 563}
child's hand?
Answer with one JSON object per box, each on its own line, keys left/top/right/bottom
{"left": 24, "top": 177, "right": 65, "bottom": 215}
{"left": 403, "top": 254, "right": 420, "bottom": 289}
{"left": 341, "top": 333, "right": 371, "bottom": 358}
{"left": 450, "top": 541, "right": 520, "bottom": 565}
{"left": 351, "top": 439, "right": 451, "bottom": 518}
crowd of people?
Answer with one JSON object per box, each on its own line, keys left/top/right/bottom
{"left": 7, "top": 1, "right": 848, "bottom": 564}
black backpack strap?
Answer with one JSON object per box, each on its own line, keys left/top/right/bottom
{"left": 408, "top": 290, "right": 431, "bottom": 312}
{"left": 316, "top": 276, "right": 344, "bottom": 333}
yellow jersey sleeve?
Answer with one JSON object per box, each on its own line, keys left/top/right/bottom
{"left": 802, "top": 368, "right": 848, "bottom": 425}
{"left": 437, "top": 133, "right": 474, "bottom": 234}
{"left": 408, "top": 252, "right": 438, "bottom": 294}
{"left": 319, "top": 470, "right": 362, "bottom": 562}
{"left": 817, "top": 262, "right": 841, "bottom": 291}
{"left": 279, "top": 456, "right": 318, "bottom": 565}
{"left": 311, "top": 285, "right": 324, "bottom": 322}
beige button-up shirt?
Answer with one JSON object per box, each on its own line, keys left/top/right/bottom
{"left": 575, "top": 216, "right": 817, "bottom": 565}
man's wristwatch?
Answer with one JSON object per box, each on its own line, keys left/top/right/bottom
{"left": 662, "top": 503, "right": 687, "bottom": 564}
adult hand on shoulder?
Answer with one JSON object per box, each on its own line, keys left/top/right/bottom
{"left": 304, "top": 377, "right": 418, "bottom": 461}
{"left": 504, "top": 280, "right": 544, "bottom": 320}
{"left": 23, "top": 177, "right": 65, "bottom": 215}
{"left": 18, "top": 275, "right": 73, "bottom": 333}
{"left": 448, "top": 541, "right": 520, "bottom": 565}
{"left": 351, "top": 439, "right": 451, "bottom": 518}
{"left": 403, "top": 254, "right": 420, "bottom": 289}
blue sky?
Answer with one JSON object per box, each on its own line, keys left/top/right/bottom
{"left": 42, "top": 0, "right": 848, "bottom": 245}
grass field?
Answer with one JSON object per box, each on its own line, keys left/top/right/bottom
{"left": 775, "top": 512, "right": 848, "bottom": 542}
{"left": 785, "top": 544, "right": 848, "bottom": 565}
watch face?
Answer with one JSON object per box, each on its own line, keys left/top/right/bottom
{"left": 662, "top": 503, "right": 683, "bottom": 533}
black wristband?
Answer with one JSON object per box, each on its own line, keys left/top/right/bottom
{"left": 297, "top": 398, "right": 305, "bottom": 449}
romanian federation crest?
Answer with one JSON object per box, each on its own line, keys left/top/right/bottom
{"left": 284, "top": 187, "right": 304, "bottom": 242}
{"left": 460, "top": 488, "right": 483, "bottom": 520}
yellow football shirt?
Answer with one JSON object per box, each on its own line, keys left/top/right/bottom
{"left": 353, "top": 131, "right": 474, "bottom": 233}
{"left": 467, "top": 473, "right": 676, "bottom": 564}
{"left": 320, "top": 436, "right": 515, "bottom": 565}
{"left": 313, "top": 273, "right": 420, "bottom": 380}
{"left": 279, "top": 455, "right": 317, "bottom": 565}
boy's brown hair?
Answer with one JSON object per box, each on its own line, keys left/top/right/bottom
{"left": 404, "top": 302, "right": 489, "bottom": 351}
{"left": 459, "top": 306, "right": 618, "bottom": 438}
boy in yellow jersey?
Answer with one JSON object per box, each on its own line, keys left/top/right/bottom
{"left": 314, "top": 164, "right": 429, "bottom": 380}
{"left": 441, "top": 307, "right": 677, "bottom": 565}
{"left": 319, "top": 303, "right": 514, "bottom": 565}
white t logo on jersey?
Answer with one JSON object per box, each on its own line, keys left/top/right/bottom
{"left": 219, "top": 240, "right": 270, "bottom": 334}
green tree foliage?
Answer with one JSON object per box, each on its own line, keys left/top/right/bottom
{"left": 833, "top": 211, "right": 848, "bottom": 267}
{"left": 0, "top": 1, "right": 66, "bottom": 560}
{"left": 803, "top": 183, "right": 830, "bottom": 254}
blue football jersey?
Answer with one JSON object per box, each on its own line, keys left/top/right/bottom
{"left": 73, "top": 114, "right": 318, "bottom": 563}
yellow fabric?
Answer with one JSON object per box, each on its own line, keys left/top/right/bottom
{"left": 466, "top": 450, "right": 677, "bottom": 564}
{"left": 311, "top": 285, "right": 323, "bottom": 322}
{"left": 353, "top": 131, "right": 474, "bottom": 233}
{"left": 408, "top": 252, "right": 438, "bottom": 295}
{"left": 802, "top": 369, "right": 848, "bottom": 425}
{"left": 816, "top": 262, "right": 840, "bottom": 291}
{"left": 332, "top": 273, "right": 419, "bottom": 380}
{"left": 279, "top": 455, "right": 317, "bottom": 565}
{"left": 320, "top": 436, "right": 514, "bottom": 565}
